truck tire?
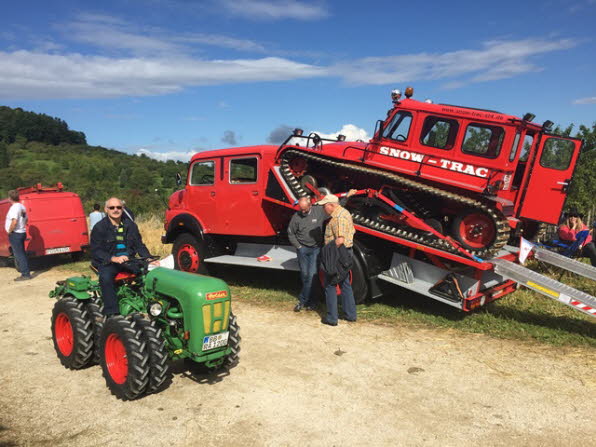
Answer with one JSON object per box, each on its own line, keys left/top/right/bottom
{"left": 351, "top": 252, "right": 369, "bottom": 304}
{"left": 224, "top": 313, "right": 241, "bottom": 368}
{"left": 173, "top": 233, "right": 208, "bottom": 274}
{"left": 131, "top": 314, "right": 171, "bottom": 394}
{"left": 99, "top": 315, "right": 150, "bottom": 400}
{"left": 51, "top": 297, "right": 94, "bottom": 369}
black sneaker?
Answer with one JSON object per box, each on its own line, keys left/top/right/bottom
{"left": 321, "top": 318, "right": 338, "bottom": 326}
{"left": 340, "top": 316, "right": 357, "bottom": 322}
{"left": 305, "top": 305, "right": 318, "bottom": 311}
{"left": 294, "top": 303, "right": 303, "bottom": 312}
{"left": 14, "top": 275, "right": 31, "bottom": 282}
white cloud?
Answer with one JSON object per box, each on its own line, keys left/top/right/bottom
{"left": 334, "top": 38, "right": 576, "bottom": 87}
{"left": 313, "top": 124, "right": 370, "bottom": 142}
{"left": 136, "top": 148, "right": 197, "bottom": 162}
{"left": 0, "top": 51, "right": 325, "bottom": 99}
{"left": 0, "top": 35, "right": 577, "bottom": 99}
{"left": 219, "top": 0, "right": 328, "bottom": 20}
{"left": 573, "top": 97, "right": 596, "bottom": 105}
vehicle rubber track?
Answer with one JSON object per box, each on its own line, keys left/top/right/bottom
{"left": 280, "top": 148, "right": 509, "bottom": 258}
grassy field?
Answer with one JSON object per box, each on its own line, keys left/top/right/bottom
{"left": 54, "top": 215, "right": 595, "bottom": 348}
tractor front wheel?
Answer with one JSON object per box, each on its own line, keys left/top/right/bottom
{"left": 51, "top": 297, "right": 94, "bottom": 369}
{"left": 173, "top": 233, "right": 208, "bottom": 274}
{"left": 131, "top": 314, "right": 171, "bottom": 394}
{"left": 224, "top": 313, "right": 241, "bottom": 368}
{"left": 99, "top": 315, "right": 150, "bottom": 400}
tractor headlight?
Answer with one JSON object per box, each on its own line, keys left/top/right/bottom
{"left": 149, "top": 302, "right": 163, "bottom": 317}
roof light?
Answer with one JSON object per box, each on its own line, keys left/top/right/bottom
{"left": 424, "top": 99, "right": 433, "bottom": 104}
{"left": 523, "top": 113, "right": 536, "bottom": 122}
{"left": 542, "top": 120, "right": 554, "bottom": 132}
{"left": 391, "top": 89, "right": 402, "bottom": 103}
{"left": 293, "top": 128, "right": 304, "bottom": 136}
{"left": 404, "top": 87, "right": 414, "bottom": 98}
{"left": 337, "top": 134, "right": 346, "bottom": 142}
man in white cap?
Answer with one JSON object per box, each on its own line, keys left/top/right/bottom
{"left": 316, "top": 194, "right": 357, "bottom": 326}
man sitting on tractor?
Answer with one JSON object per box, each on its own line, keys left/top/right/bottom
{"left": 90, "top": 197, "right": 158, "bottom": 316}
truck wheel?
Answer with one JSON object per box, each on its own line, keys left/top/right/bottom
{"left": 99, "top": 316, "right": 150, "bottom": 400}
{"left": 51, "top": 297, "right": 94, "bottom": 369}
{"left": 131, "top": 314, "right": 171, "bottom": 394}
{"left": 224, "top": 313, "right": 241, "bottom": 368}
{"left": 351, "top": 252, "right": 369, "bottom": 304}
{"left": 451, "top": 209, "right": 496, "bottom": 251}
{"left": 173, "top": 233, "right": 208, "bottom": 274}
{"left": 86, "top": 296, "right": 105, "bottom": 364}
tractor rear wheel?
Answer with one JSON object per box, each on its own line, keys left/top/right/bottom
{"left": 131, "top": 314, "right": 171, "bottom": 394}
{"left": 224, "top": 313, "right": 241, "bottom": 368}
{"left": 51, "top": 297, "right": 94, "bottom": 369}
{"left": 173, "top": 233, "right": 208, "bottom": 274}
{"left": 99, "top": 315, "right": 150, "bottom": 400}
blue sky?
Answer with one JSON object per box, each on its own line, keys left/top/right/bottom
{"left": 1, "top": 0, "right": 595, "bottom": 161}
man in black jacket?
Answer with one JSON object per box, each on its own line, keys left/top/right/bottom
{"left": 90, "top": 197, "right": 156, "bottom": 316}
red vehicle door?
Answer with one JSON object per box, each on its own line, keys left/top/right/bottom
{"left": 519, "top": 135, "right": 582, "bottom": 225}
{"left": 216, "top": 154, "right": 265, "bottom": 235}
{"left": 187, "top": 158, "right": 219, "bottom": 232}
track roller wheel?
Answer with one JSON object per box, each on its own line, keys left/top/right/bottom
{"left": 451, "top": 209, "right": 497, "bottom": 251}
{"left": 51, "top": 297, "right": 94, "bottom": 369}
{"left": 99, "top": 315, "right": 150, "bottom": 400}
{"left": 131, "top": 314, "right": 171, "bottom": 394}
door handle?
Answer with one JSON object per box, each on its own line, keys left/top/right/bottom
{"left": 210, "top": 191, "right": 216, "bottom": 197}
{"left": 252, "top": 191, "right": 259, "bottom": 196}
{"left": 556, "top": 181, "right": 569, "bottom": 185}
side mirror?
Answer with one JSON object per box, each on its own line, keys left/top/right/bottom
{"left": 175, "top": 173, "right": 182, "bottom": 187}
{"left": 374, "top": 119, "right": 384, "bottom": 140}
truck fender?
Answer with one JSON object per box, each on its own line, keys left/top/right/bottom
{"left": 165, "top": 213, "right": 205, "bottom": 244}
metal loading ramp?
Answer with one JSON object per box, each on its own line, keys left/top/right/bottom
{"left": 533, "top": 246, "right": 596, "bottom": 281}
{"left": 491, "top": 259, "right": 596, "bottom": 318}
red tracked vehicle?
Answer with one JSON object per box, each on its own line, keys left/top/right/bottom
{"left": 163, "top": 89, "right": 595, "bottom": 317}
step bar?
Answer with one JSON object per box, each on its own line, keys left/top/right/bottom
{"left": 491, "top": 259, "right": 596, "bottom": 318}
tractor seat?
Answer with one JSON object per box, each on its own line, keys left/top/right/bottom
{"left": 89, "top": 265, "right": 137, "bottom": 282}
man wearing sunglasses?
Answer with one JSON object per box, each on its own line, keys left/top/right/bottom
{"left": 90, "top": 197, "right": 158, "bottom": 316}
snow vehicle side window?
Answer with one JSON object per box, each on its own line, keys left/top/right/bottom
{"left": 462, "top": 124, "right": 505, "bottom": 159}
{"left": 420, "top": 116, "right": 459, "bottom": 150}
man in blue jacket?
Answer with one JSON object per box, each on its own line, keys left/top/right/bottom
{"left": 90, "top": 197, "right": 156, "bottom": 316}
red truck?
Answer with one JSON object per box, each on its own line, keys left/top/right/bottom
{"left": 0, "top": 183, "right": 89, "bottom": 263}
{"left": 163, "top": 88, "right": 596, "bottom": 317}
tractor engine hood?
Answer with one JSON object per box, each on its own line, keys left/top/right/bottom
{"left": 144, "top": 268, "right": 231, "bottom": 354}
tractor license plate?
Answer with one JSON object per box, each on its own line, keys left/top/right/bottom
{"left": 202, "top": 332, "right": 229, "bottom": 351}
{"left": 46, "top": 246, "right": 70, "bottom": 255}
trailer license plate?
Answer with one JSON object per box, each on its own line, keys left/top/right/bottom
{"left": 46, "top": 247, "right": 71, "bottom": 255}
{"left": 202, "top": 332, "right": 229, "bottom": 351}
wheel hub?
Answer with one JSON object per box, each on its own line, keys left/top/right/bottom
{"left": 55, "top": 313, "right": 74, "bottom": 357}
{"left": 104, "top": 333, "right": 128, "bottom": 385}
{"left": 177, "top": 244, "right": 199, "bottom": 272}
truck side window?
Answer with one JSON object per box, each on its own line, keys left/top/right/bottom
{"left": 382, "top": 111, "right": 413, "bottom": 142}
{"left": 230, "top": 157, "right": 258, "bottom": 183}
{"left": 519, "top": 134, "right": 533, "bottom": 162}
{"left": 462, "top": 124, "right": 505, "bottom": 158}
{"left": 540, "top": 138, "right": 574, "bottom": 170}
{"left": 420, "top": 116, "right": 459, "bottom": 150}
{"left": 190, "top": 161, "right": 215, "bottom": 185}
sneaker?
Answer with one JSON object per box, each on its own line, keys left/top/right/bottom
{"left": 294, "top": 303, "right": 303, "bottom": 312}
{"left": 340, "top": 316, "right": 357, "bottom": 322}
{"left": 14, "top": 275, "right": 31, "bottom": 282}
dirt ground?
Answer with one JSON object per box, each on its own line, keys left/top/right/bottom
{"left": 0, "top": 266, "right": 595, "bottom": 447}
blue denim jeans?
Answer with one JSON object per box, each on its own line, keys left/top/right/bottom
{"left": 296, "top": 246, "right": 320, "bottom": 306}
{"left": 324, "top": 271, "right": 357, "bottom": 324}
{"left": 9, "top": 232, "right": 30, "bottom": 277}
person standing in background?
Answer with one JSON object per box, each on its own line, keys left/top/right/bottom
{"left": 88, "top": 203, "right": 105, "bottom": 231}
{"left": 4, "top": 190, "right": 31, "bottom": 281}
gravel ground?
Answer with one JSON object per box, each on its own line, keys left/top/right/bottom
{"left": 0, "top": 265, "right": 595, "bottom": 447}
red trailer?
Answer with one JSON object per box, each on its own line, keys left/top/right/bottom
{"left": 0, "top": 183, "right": 89, "bottom": 262}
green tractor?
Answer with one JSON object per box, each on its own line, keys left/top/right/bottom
{"left": 49, "top": 257, "right": 240, "bottom": 400}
